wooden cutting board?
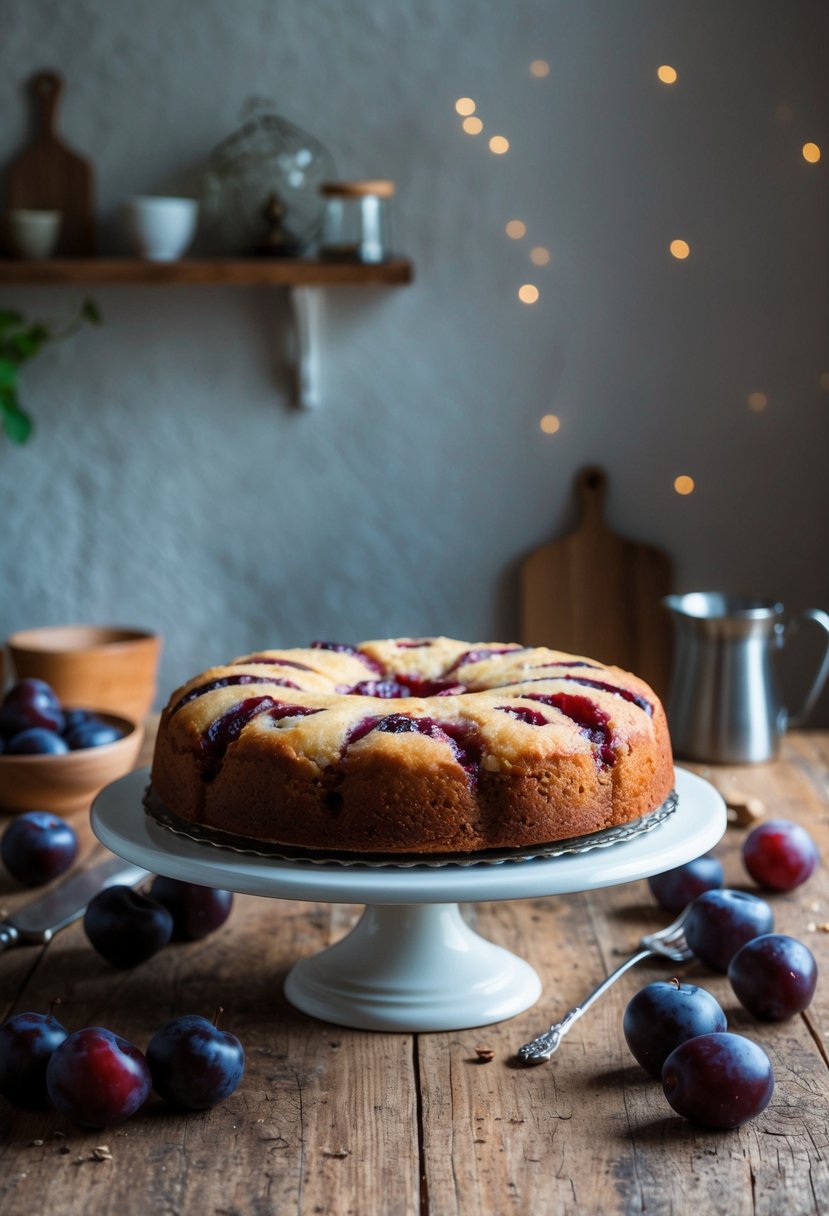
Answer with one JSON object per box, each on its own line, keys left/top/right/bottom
{"left": 7, "top": 70, "right": 95, "bottom": 255}
{"left": 520, "top": 466, "right": 674, "bottom": 696}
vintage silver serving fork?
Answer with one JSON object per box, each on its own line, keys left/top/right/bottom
{"left": 517, "top": 906, "right": 694, "bottom": 1064}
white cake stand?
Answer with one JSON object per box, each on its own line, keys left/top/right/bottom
{"left": 91, "top": 767, "right": 725, "bottom": 1033}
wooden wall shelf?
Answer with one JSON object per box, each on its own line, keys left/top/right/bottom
{"left": 0, "top": 257, "right": 413, "bottom": 287}
{"left": 0, "top": 257, "right": 414, "bottom": 407}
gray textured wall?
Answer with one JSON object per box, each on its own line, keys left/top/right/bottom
{"left": 2, "top": 0, "right": 828, "bottom": 722}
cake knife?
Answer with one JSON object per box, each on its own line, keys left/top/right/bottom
{"left": 0, "top": 855, "right": 150, "bottom": 952}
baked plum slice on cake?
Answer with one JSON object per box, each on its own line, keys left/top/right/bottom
{"left": 149, "top": 636, "right": 673, "bottom": 853}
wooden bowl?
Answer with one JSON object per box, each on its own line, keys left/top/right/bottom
{"left": 0, "top": 713, "right": 144, "bottom": 815}
{"left": 7, "top": 626, "right": 161, "bottom": 721}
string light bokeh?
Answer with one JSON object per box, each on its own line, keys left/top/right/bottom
{"left": 452, "top": 50, "right": 824, "bottom": 506}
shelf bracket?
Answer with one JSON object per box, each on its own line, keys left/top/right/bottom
{"left": 288, "top": 286, "right": 323, "bottom": 408}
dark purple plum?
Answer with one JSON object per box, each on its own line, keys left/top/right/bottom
{"left": 83, "top": 885, "right": 173, "bottom": 967}
{"left": 0, "top": 678, "right": 64, "bottom": 736}
{"left": 623, "top": 980, "right": 727, "bottom": 1079}
{"left": 149, "top": 877, "right": 234, "bottom": 941}
{"left": 683, "top": 889, "right": 774, "bottom": 972}
{"left": 349, "top": 679, "right": 411, "bottom": 698}
{"left": 7, "top": 728, "right": 69, "bottom": 755}
{"left": 662, "top": 1032, "right": 774, "bottom": 1129}
{"left": 1, "top": 811, "right": 78, "bottom": 887}
{"left": 147, "top": 1010, "right": 244, "bottom": 1110}
{"left": 728, "top": 934, "right": 818, "bottom": 1021}
{"left": 647, "top": 854, "right": 724, "bottom": 914}
{"left": 742, "top": 819, "right": 819, "bottom": 892}
{"left": 46, "top": 1027, "right": 151, "bottom": 1127}
{"left": 0, "top": 1009, "right": 69, "bottom": 1108}
{"left": 64, "top": 719, "right": 123, "bottom": 750}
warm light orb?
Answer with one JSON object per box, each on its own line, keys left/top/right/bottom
{"left": 657, "top": 65, "right": 678, "bottom": 84}
{"left": 455, "top": 97, "right": 476, "bottom": 116}
{"left": 530, "top": 246, "right": 550, "bottom": 265}
{"left": 674, "top": 475, "right": 695, "bottom": 496}
{"left": 530, "top": 60, "right": 550, "bottom": 78}
{"left": 670, "top": 239, "right": 691, "bottom": 259}
{"left": 506, "top": 220, "right": 527, "bottom": 239}
{"left": 820, "top": 372, "right": 829, "bottom": 391}
{"left": 540, "top": 414, "right": 560, "bottom": 433}
{"left": 802, "top": 142, "right": 821, "bottom": 163}
{"left": 747, "top": 391, "right": 768, "bottom": 411}
{"left": 518, "top": 284, "right": 539, "bottom": 304}
{"left": 462, "top": 116, "right": 483, "bottom": 135}
{"left": 489, "top": 135, "right": 510, "bottom": 155}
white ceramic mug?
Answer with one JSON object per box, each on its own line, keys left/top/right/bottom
{"left": 5, "top": 209, "right": 62, "bottom": 259}
{"left": 124, "top": 196, "right": 199, "bottom": 261}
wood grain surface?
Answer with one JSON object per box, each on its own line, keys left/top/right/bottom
{"left": 520, "top": 467, "right": 674, "bottom": 697}
{"left": 7, "top": 71, "right": 95, "bottom": 256}
{"left": 0, "top": 258, "right": 414, "bottom": 286}
{"left": 1, "top": 730, "right": 828, "bottom": 1216}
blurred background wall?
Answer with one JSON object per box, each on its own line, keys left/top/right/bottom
{"left": 1, "top": 0, "right": 827, "bottom": 720}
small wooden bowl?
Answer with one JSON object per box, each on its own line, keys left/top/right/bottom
{"left": 0, "top": 713, "right": 144, "bottom": 814}
{"left": 7, "top": 626, "right": 161, "bottom": 721}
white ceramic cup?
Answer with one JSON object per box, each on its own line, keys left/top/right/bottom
{"left": 124, "top": 196, "right": 199, "bottom": 261}
{"left": 5, "top": 209, "right": 62, "bottom": 259}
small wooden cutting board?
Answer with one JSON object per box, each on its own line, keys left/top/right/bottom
{"left": 7, "top": 70, "right": 95, "bottom": 255}
{"left": 520, "top": 466, "right": 674, "bottom": 695}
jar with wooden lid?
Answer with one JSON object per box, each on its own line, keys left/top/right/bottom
{"left": 319, "top": 180, "right": 394, "bottom": 263}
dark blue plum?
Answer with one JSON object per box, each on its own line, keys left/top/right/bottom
{"left": 728, "top": 934, "right": 818, "bottom": 1021}
{"left": 623, "top": 980, "right": 727, "bottom": 1078}
{"left": 0, "top": 1010, "right": 69, "bottom": 1108}
{"left": 662, "top": 1032, "right": 774, "bottom": 1128}
{"left": 1, "top": 811, "right": 78, "bottom": 886}
{"left": 83, "top": 885, "right": 173, "bottom": 967}
{"left": 149, "top": 877, "right": 233, "bottom": 941}
{"left": 7, "top": 728, "right": 69, "bottom": 755}
{"left": 0, "top": 679, "right": 64, "bottom": 736}
{"left": 64, "top": 719, "right": 122, "bottom": 750}
{"left": 147, "top": 1012, "right": 244, "bottom": 1110}
{"left": 647, "top": 854, "right": 724, "bottom": 913}
{"left": 46, "top": 1027, "right": 151, "bottom": 1127}
{"left": 684, "top": 889, "right": 774, "bottom": 973}
{"left": 62, "top": 708, "right": 96, "bottom": 731}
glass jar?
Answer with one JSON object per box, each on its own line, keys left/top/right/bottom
{"left": 319, "top": 181, "right": 394, "bottom": 263}
{"left": 202, "top": 97, "right": 336, "bottom": 255}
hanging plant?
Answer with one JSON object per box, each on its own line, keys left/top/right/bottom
{"left": 0, "top": 298, "right": 101, "bottom": 443}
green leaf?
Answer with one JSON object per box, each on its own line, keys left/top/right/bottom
{"left": 81, "top": 298, "right": 102, "bottom": 325}
{"left": 8, "top": 330, "right": 45, "bottom": 361}
{"left": 1, "top": 398, "right": 32, "bottom": 443}
{"left": 0, "top": 310, "right": 24, "bottom": 335}
{"left": 0, "top": 359, "right": 19, "bottom": 390}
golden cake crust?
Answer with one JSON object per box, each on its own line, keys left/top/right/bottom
{"left": 149, "top": 637, "right": 674, "bottom": 853}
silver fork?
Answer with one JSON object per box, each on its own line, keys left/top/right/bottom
{"left": 517, "top": 906, "right": 693, "bottom": 1064}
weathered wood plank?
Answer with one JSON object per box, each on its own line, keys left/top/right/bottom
{"left": 0, "top": 891, "right": 419, "bottom": 1216}
{"left": 419, "top": 743, "right": 829, "bottom": 1216}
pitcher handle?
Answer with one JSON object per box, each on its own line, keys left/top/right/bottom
{"left": 783, "top": 608, "right": 829, "bottom": 729}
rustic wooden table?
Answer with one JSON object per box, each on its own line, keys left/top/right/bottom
{"left": 1, "top": 732, "right": 828, "bottom": 1216}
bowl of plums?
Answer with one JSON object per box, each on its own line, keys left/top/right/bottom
{"left": 0, "top": 677, "right": 143, "bottom": 813}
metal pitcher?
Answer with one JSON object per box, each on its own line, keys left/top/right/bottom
{"left": 663, "top": 593, "right": 829, "bottom": 763}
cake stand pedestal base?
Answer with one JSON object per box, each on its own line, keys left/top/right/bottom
{"left": 284, "top": 902, "right": 542, "bottom": 1031}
